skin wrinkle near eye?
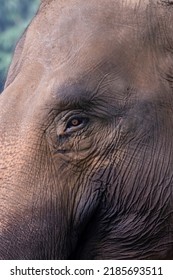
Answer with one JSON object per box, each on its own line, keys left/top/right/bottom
{"left": 44, "top": 88, "right": 127, "bottom": 162}
{"left": 45, "top": 77, "right": 126, "bottom": 156}
{"left": 50, "top": 71, "right": 126, "bottom": 112}
{"left": 48, "top": 106, "right": 116, "bottom": 162}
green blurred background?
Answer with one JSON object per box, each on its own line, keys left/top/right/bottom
{"left": 0, "top": 0, "right": 40, "bottom": 92}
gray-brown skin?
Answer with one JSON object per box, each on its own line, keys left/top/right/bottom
{"left": 0, "top": 0, "right": 173, "bottom": 259}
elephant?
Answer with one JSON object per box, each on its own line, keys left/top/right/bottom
{"left": 0, "top": 0, "right": 173, "bottom": 259}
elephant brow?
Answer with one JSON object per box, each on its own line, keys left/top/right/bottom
{"left": 55, "top": 83, "right": 95, "bottom": 111}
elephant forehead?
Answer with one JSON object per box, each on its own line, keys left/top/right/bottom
{"left": 24, "top": 3, "right": 137, "bottom": 67}
{"left": 18, "top": 0, "right": 168, "bottom": 76}
{"left": 6, "top": 0, "right": 172, "bottom": 100}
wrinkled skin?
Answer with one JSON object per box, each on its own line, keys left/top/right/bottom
{"left": 0, "top": 0, "right": 173, "bottom": 259}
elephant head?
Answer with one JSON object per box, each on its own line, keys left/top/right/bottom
{"left": 0, "top": 0, "right": 173, "bottom": 259}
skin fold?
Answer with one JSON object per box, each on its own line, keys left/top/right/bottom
{"left": 0, "top": 0, "right": 173, "bottom": 259}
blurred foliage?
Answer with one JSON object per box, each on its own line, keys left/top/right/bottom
{"left": 0, "top": 0, "right": 40, "bottom": 92}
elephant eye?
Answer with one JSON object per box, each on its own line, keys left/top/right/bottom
{"left": 65, "top": 115, "right": 89, "bottom": 133}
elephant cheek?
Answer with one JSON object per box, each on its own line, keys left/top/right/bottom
{"left": 0, "top": 145, "right": 71, "bottom": 258}
{"left": 0, "top": 183, "right": 73, "bottom": 259}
